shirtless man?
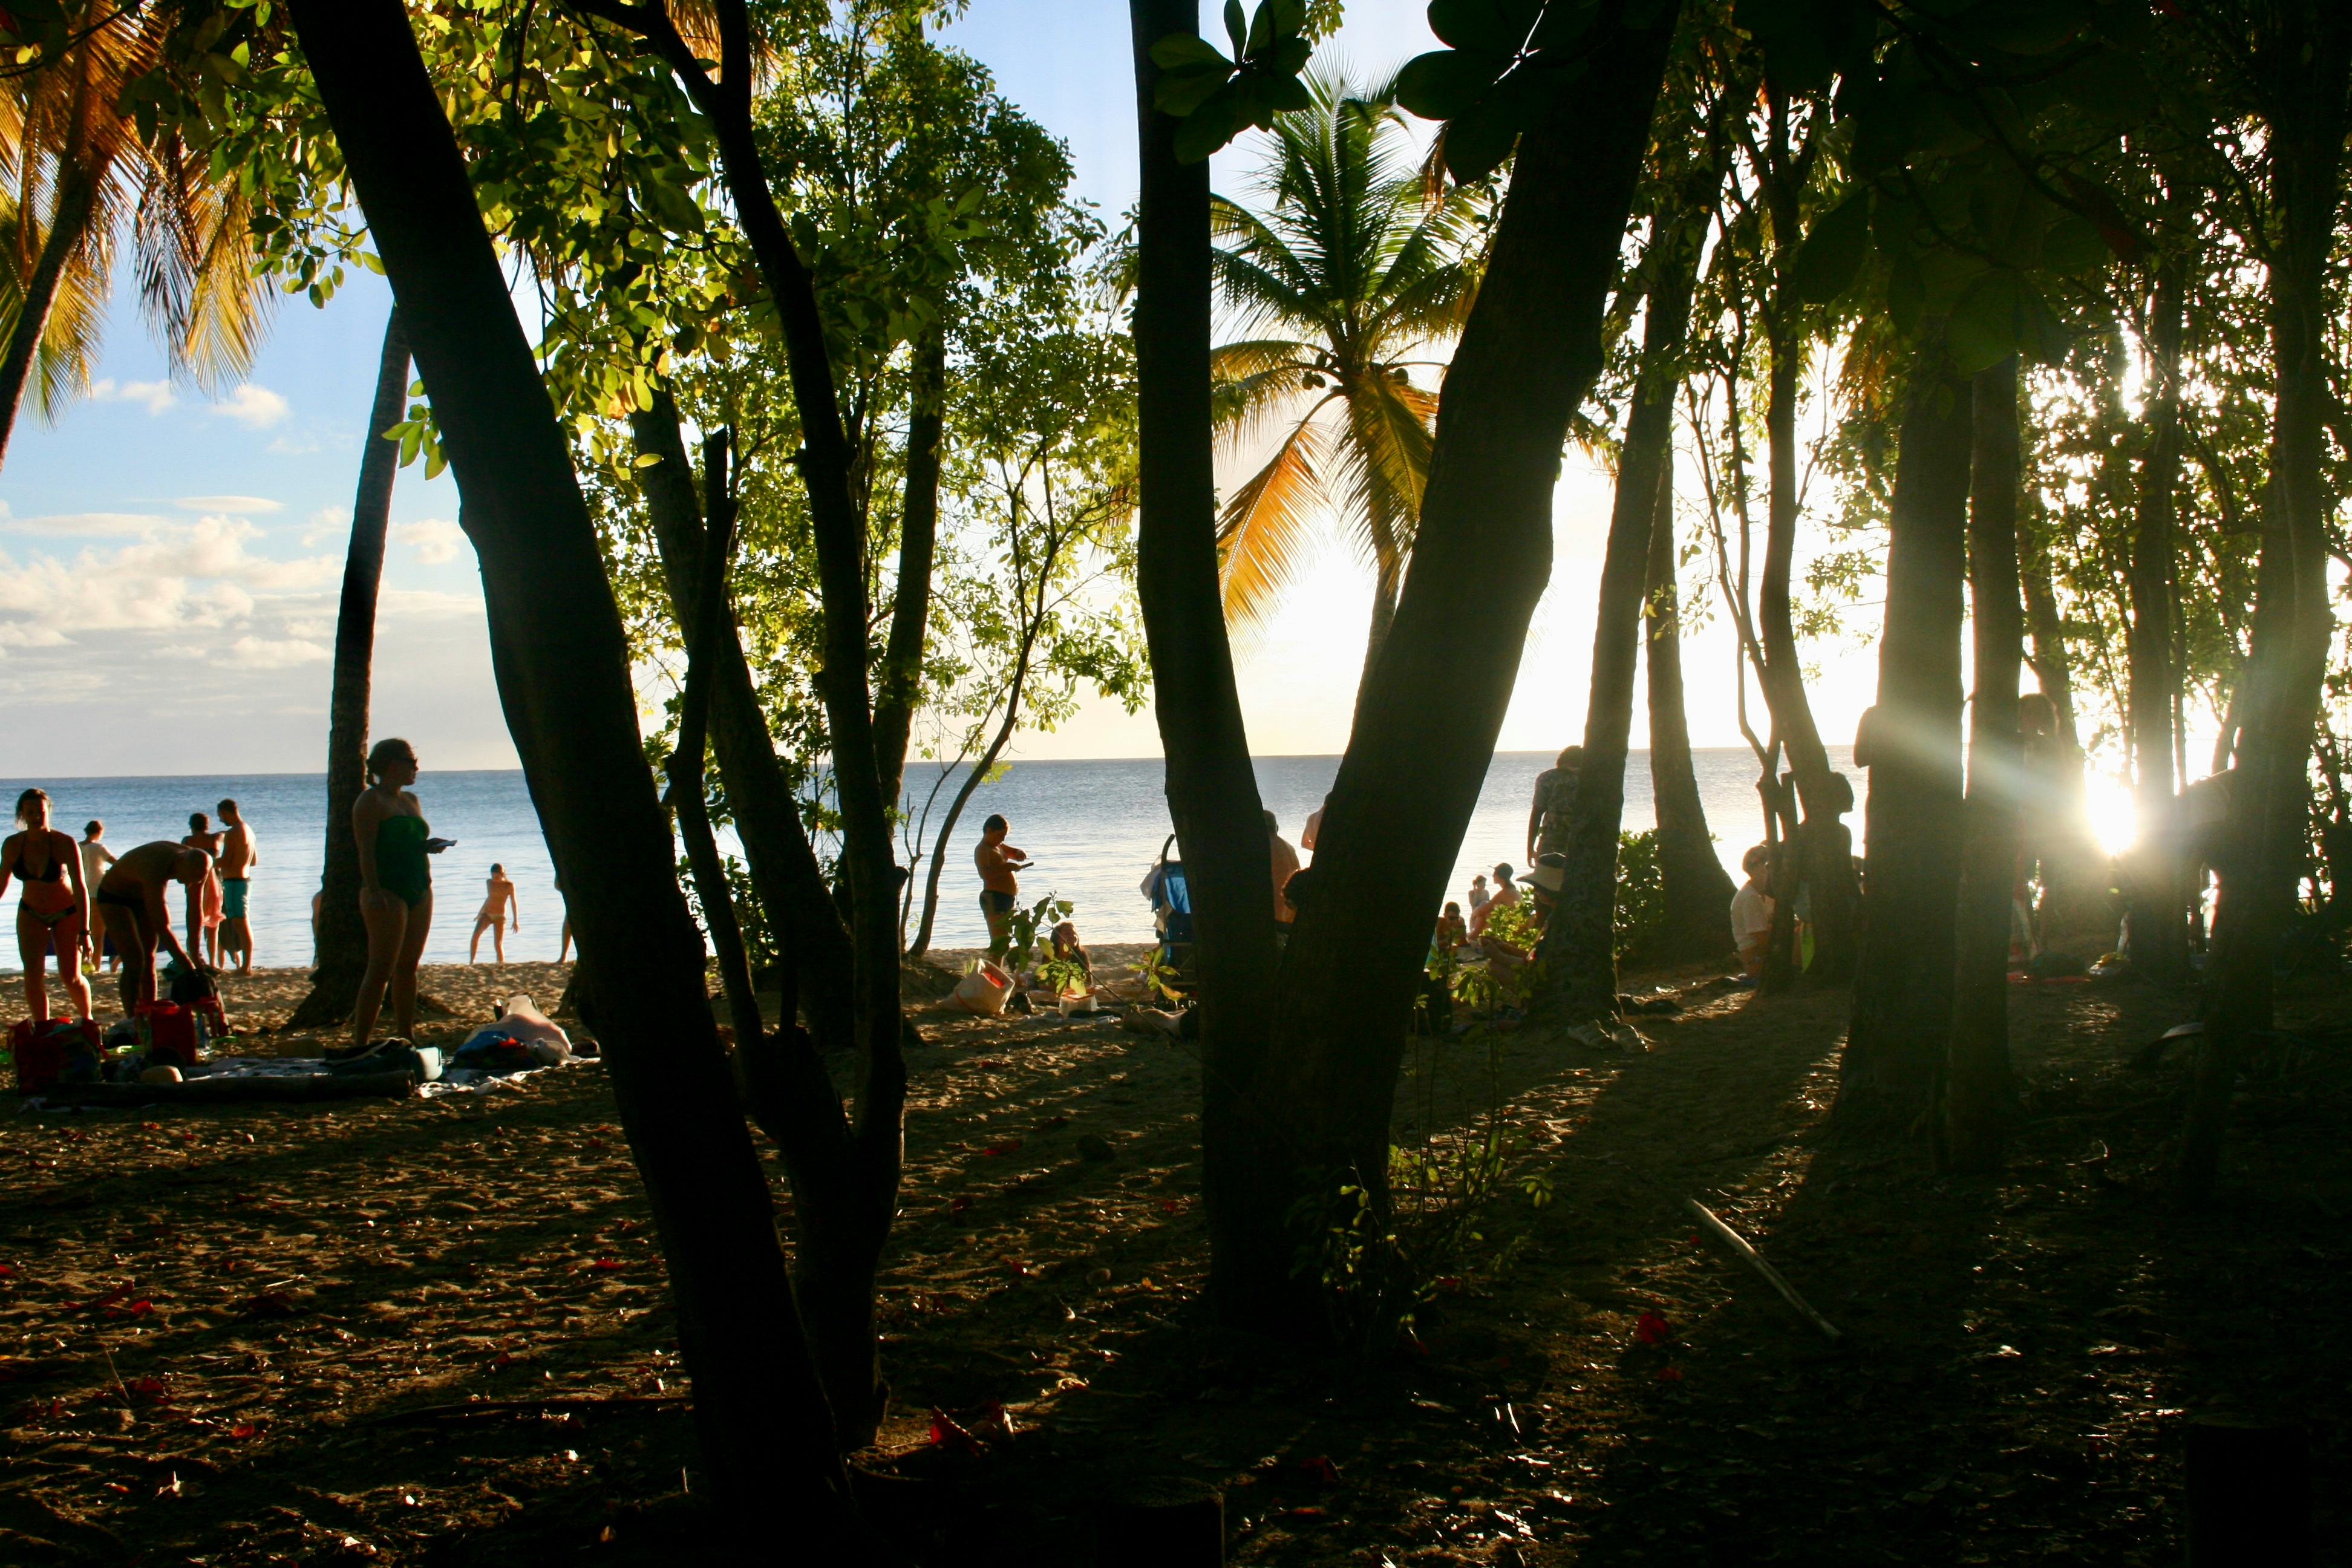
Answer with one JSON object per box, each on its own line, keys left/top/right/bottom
{"left": 973, "top": 813, "right": 1029, "bottom": 960}
{"left": 217, "top": 798, "right": 258, "bottom": 975}
{"left": 94, "top": 842, "right": 214, "bottom": 1013}
{"left": 182, "top": 812, "right": 225, "bottom": 967}
{"left": 470, "top": 863, "right": 521, "bottom": 964}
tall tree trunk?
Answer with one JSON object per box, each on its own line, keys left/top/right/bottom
{"left": 286, "top": 1, "right": 867, "bottom": 1545}
{"left": 629, "top": 396, "right": 855, "bottom": 1039}
{"left": 872, "top": 319, "right": 947, "bottom": 808}
{"left": 2127, "top": 244, "right": 2189, "bottom": 984}
{"left": 1129, "top": 0, "right": 1286, "bottom": 1321}
{"left": 1944, "top": 358, "right": 2023, "bottom": 1174}
{"left": 0, "top": 163, "right": 97, "bottom": 471}
{"left": 1352, "top": 552, "right": 1402, "bottom": 721}
{"left": 1645, "top": 459, "right": 1739, "bottom": 961}
{"left": 1541, "top": 204, "right": 1700, "bottom": 1018}
{"left": 1838, "top": 338, "right": 1972, "bottom": 1136}
{"left": 1252, "top": 4, "right": 1681, "bottom": 1309}
{"left": 2181, "top": 11, "right": 2349, "bottom": 1199}
{"left": 2016, "top": 506, "right": 2105, "bottom": 941}
{"left": 287, "top": 311, "right": 408, "bottom": 1030}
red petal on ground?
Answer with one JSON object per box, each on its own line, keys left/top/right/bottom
{"left": 1634, "top": 1310, "right": 1671, "bottom": 1345}
{"left": 589, "top": 1258, "right": 624, "bottom": 1272}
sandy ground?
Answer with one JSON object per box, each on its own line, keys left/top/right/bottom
{"left": 0, "top": 957, "right": 2345, "bottom": 1564}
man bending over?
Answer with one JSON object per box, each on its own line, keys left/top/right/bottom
{"left": 94, "top": 843, "right": 214, "bottom": 1012}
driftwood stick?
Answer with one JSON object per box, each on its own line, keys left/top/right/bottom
{"left": 1687, "top": 1198, "right": 1843, "bottom": 1344}
{"left": 368, "top": 1394, "right": 691, "bottom": 1426}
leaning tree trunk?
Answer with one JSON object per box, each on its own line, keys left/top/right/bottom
{"left": 286, "top": 0, "right": 869, "bottom": 1547}
{"left": 630, "top": 396, "right": 857, "bottom": 1039}
{"left": 1252, "top": 4, "right": 1682, "bottom": 1315}
{"left": 1944, "top": 357, "right": 2024, "bottom": 1175}
{"left": 1541, "top": 201, "right": 1702, "bottom": 1019}
{"left": 1129, "top": 0, "right": 1286, "bottom": 1322}
{"left": 2126, "top": 243, "right": 2189, "bottom": 984}
{"left": 873, "top": 318, "right": 947, "bottom": 809}
{"left": 2181, "top": 16, "right": 2349, "bottom": 1199}
{"left": 287, "top": 312, "right": 408, "bottom": 1031}
{"left": 1838, "top": 335, "right": 1972, "bottom": 1137}
{"left": 1645, "top": 459, "right": 1739, "bottom": 961}
{"left": 0, "top": 162, "right": 98, "bottom": 472}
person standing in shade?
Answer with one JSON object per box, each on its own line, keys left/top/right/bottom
{"left": 217, "top": 798, "right": 258, "bottom": 975}
{"left": 351, "top": 737, "right": 443, "bottom": 1049}
{"left": 470, "top": 863, "right": 522, "bottom": 964}
{"left": 181, "top": 811, "right": 225, "bottom": 968}
{"left": 2, "top": 789, "right": 94, "bottom": 1022}
{"left": 1267, "top": 810, "right": 1301, "bottom": 929}
{"left": 1527, "top": 745, "right": 1583, "bottom": 866}
{"left": 77, "top": 821, "right": 118, "bottom": 973}
{"left": 973, "top": 814, "right": 1028, "bottom": 960}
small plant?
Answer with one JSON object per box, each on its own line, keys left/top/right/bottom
{"left": 998, "top": 892, "right": 1073, "bottom": 972}
{"left": 1130, "top": 946, "right": 1184, "bottom": 1004}
{"left": 1036, "top": 955, "right": 1090, "bottom": 996}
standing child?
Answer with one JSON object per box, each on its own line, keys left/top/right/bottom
{"left": 78, "top": 821, "right": 117, "bottom": 972}
{"left": 1730, "top": 844, "right": 1775, "bottom": 980}
{"left": 470, "top": 863, "right": 522, "bottom": 964}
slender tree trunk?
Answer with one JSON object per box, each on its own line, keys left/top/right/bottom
{"left": 2128, "top": 246, "right": 2189, "bottom": 984}
{"left": 2016, "top": 509, "right": 2106, "bottom": 941}
{"left": 1757, "top": 325, "right": 1863, "bottom": 983}
{"left": 909, "top": 606, "right": 1051, "bottom": 958}
{"left": 1541, "top": 206, "right": 1700, "bottom": 1018}
{"left": 1352, "top": 553, "right": 1402, "bottom": 721}
{"left": 1645, "top": 460, "right": 1739, "bottom": 961}
{"left": 1944, "top": 358, "right": 2023, "bottom": 1174}
{"left": 286, "top": 1, "right": 868, "bottom": 1544}
{"left": 1129, "top": 0, "right": 1286, "bottom": 1321}
{"left": 872, "top": 319, "right": 947, "bottom": 808}
{"left": 0, "top": 163, "right": 97, "bottom": 471}
{"left": 287, "top": 312, "right": 409, "bottom": 1030}
{"left": 1839, "top": 337, "right": 1972, "bottom": 1136}
{"left": 630, "top": 396, "right": 852, "bottom": 1037}
{"left": 1255, "top": 4, "right": 1681, "bottom": 1301}
{"left": 2181, "top": 17, "right": 2348, "bottom": 1198}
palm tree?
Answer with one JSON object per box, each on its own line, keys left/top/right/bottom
{"left": 0, "top": 4, "right": 270, "bottom": 469}
{"left": 1209, "top": 74, "right": 1483, "bottom": 697}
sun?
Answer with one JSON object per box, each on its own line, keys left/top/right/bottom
{"left": 2082, "top": 769, "right": 2138, "bottom": 860}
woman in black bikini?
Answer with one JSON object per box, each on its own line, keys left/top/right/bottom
{"left": 0, "top": 788, "right": 94, "bottom": 1022}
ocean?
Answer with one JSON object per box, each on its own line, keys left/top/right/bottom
{"left": 0, "top": 748, "right": 1846, "bottom": 971}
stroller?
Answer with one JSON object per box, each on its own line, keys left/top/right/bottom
{"left": 1141, "top": 833, "right": 1195, "bottom": 987}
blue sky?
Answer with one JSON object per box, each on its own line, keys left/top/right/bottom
{"left": 0, "top": 1, "right": 1873, "bottom": 776}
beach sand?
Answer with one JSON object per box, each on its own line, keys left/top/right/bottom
{"left": 0, "top": 957, "right": 2345, "bottom": 1562}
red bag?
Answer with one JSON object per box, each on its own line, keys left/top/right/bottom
{"left": 10, "top": 1018, "right": 100, "bottom": 1093}
{"left": 137, "top": 1001, "right": 215, "bottom": 1068}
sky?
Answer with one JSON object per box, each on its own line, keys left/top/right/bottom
{"left": 0, "top": 0, "right": 1882, "bottom": 777}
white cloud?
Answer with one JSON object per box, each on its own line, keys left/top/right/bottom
{"left": 211, "top": 384, "right": 290, "bottom": 428}
{"left": 393, "top": 517, "right": 465, "bottom": 566}
{"left": 266, "top": 431, "right": 322, "bottom": 456}
{"left": 91, "top": 378, "right": 177, "bottom": 416}
{"left": 300, "top": 508, "right": 349, "bottom": 548}
{"left": 0, "top": 511, "right": 168, "bottom": 537}
{"left": 176, "top": 495, "right": 282, "bottom": 515}
{"left": 220, "top": 635, "right": 329, "bottom": 669}
{"left": 0, "top": 517, "right": 338, "bottom": 654}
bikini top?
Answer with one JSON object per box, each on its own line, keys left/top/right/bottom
{"left": 10, "top": 835, "right": 65, "bottom": 884}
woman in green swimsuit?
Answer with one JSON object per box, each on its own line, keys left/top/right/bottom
{"left": 351, "top": 737, "right": 444, "bottom": 1049}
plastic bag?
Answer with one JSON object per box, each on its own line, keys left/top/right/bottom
{"left": 952, "top": 960, "right": 1013, "bottom": 1018}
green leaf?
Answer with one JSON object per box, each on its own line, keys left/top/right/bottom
{"left": 633, "top": 452, "right": 665, "bottom": 468}
{"left": 1785, "top": 190, "right": 1871, "bottom": 305}
{"left": 1397, "top": 47, "right": 1508, "bottom": 121}
{"left": 1441, "top": 97, "right": 1520, "bottom": 183}
{"left": 1947, "top": 268, "right": 2023, "bottom": 373}
{"left": 1428, "top": 0, "right": 1541, "bottom": 54}
{"left": 1174, "top": 82, "right": 1251, "bottom": 163}
{"left": 1149, "top": 33, "right": 1230, "bottom": 70}
{"left": 1224, "top": 0, "right": 1247, "bottom": 56}
{"left": 2054, "top": 48, "right": 2154, "bottom": 123}
{"left": 2039, "top": 212, "right": 2108, "bottom": 277}
{"left": 1958, "top": 0, "right": 2089, "bottom": 55}
{"left": 1155, "top": 61, "right": 1236, "bottom": 116}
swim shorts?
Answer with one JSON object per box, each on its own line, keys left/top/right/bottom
{"left": 222, "top": 878, "right": 250, "bottom": 919}
{"left": 979, "top": 889, "right": 1016, "bottom": 917}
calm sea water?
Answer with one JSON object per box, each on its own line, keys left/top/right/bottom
{"left": 0, "top": 748, "right": 1845, "bottom": 970}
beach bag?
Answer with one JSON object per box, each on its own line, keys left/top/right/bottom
{"left": 137, "top": 1002, "right": 209, "bottom": 1068}
{"left": 952, "top": 961, "right": 1013, "bottom": 1018}
{"left": 11, "top": 1018, "right": 100, "bottom": 1093}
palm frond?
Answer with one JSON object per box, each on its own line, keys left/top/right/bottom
{"left": 1217, "top": 407, "right": 1334, "bottom": 633}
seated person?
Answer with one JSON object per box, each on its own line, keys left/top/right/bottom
{"left": 93, "top": 842, "right": 215, "bottom": 1013}
{"left": 1731, "top": 844, "right": 1775, "bottom": 979}
{"left": 1050, "top": 921, "right": 1092, "bottom": 984}
{"left": 1468, "top": 863, "right": 1521, "bottom": 938}
{"left": 1433, "top": 901, "right": 1468, "bottom": 957}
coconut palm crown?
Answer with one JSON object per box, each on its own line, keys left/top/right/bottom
{"left": 1209, "top": 71, "right": 1485, "bottom": 689}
